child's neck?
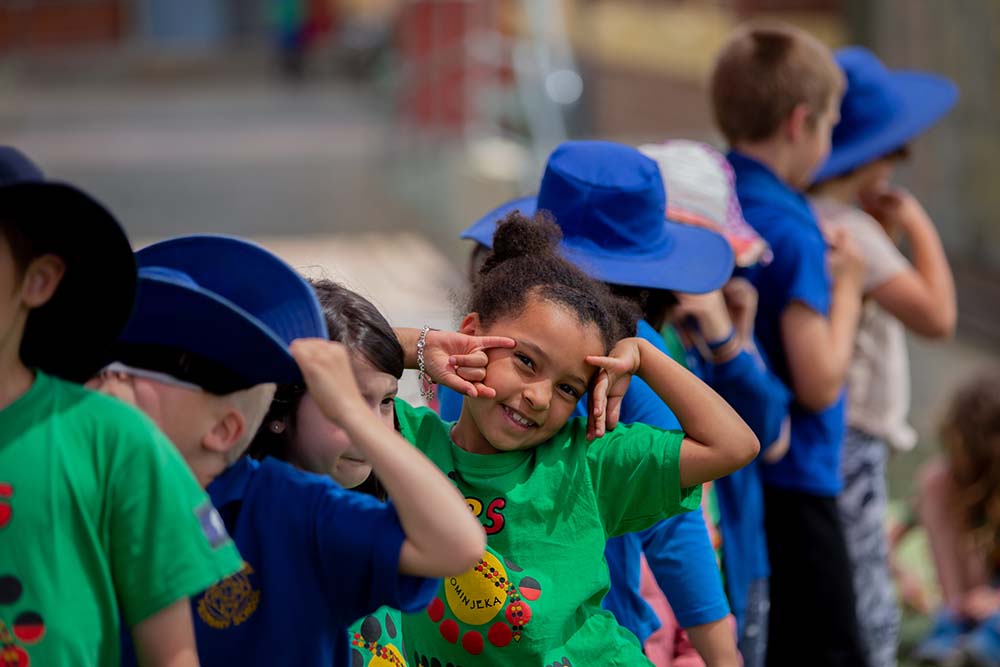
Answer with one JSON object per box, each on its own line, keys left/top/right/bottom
{"left": 0, "top": 339, "right": 34, "bottom": 412}
{"left": 810, "top": 177, "right": 862, "bottom": 206}
{"left": 732, "top": 140, "right": 807, "bottom": 191}
{"left": 451, "top": 410, "right": 502, "bottom": 456}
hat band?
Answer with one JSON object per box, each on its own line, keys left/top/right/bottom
{"left": 114, "top": 343, "right": 255, "bottom": 395}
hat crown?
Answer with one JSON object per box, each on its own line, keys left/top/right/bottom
{"left": 536, "top": 141, "right": 670, "bottom": 255}
{"left": 0, "top": 146, "right": 45, "bottom": 187}
{"left": 832, "top": 47, "right": 906, "bottom": 149}
{"left": 135, "top": 235, "right": 327, "bottom": 345}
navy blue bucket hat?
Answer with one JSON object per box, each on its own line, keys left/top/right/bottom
{"left": 813, "top": 46, "right": 958, "bottom": 183}
{"left": 0, "top": 146, "right": 136, "bottom": 383}
{"left": 460, "top": 140, "right": 734, "bottom": 294}
{"left": 116, "top": 235, "right": 328, "bottom": 394}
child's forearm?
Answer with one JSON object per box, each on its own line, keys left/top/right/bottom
{"left": 635, "top": 339, "right": 758, "bottom": 485}
{"left": 686, "top": 616, "right": 741, "bottom": 667}
{"left": 395, "top": 328, "right": 421, "bottom": 369}
{"left": 905, "top": 215, "right": 956, "bottom": 336}
{"left": 339, "top": 408, "right": 485, "bottom": 577}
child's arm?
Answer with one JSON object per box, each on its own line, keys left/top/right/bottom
{"left": 781, "top": 226, "right": 865, "bottom": 411}
{"left": 291, "top": 339, "right": 485, "bottom": 577}
{"left": 395, "top": 327, "right": 515, "bottom": 397}
{"left": 687, "top": 617, "right": 741, "bottom": 667}
{"left": 131, "top": 598, "right": 199, "bottom": 667}
{"left": 587, "top": 338, "right": 759, "bottom": 487}
{"left": 862, "top": 187, "right": 956, "bottom": 338}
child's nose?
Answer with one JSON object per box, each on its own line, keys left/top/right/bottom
{"left": 523, "top": 381, "right": 552, "bottom": 411}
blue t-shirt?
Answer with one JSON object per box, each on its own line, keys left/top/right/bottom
{"left": 684, "top": 342, "right": 789, "bottom": 632}
{"left": 438, "top": 321, "right": 729, "bottom": 640}
{"left": 124, "top": 456, "right": 438, "bottom": 667}
{"left": 729, "top": 151, "right": 847, "bottom": 496}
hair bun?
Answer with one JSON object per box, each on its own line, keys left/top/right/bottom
{"left": 481, "top": 211, "right": 562, "bottom": 275}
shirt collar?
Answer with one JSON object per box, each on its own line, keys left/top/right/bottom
{"left": 207, "top": 455, "right": 259, "bottom": 507}
{"left": 727, "top": 150, "right": 784, "bottom": 187}
{"left": 727, "top": 149, "right": 816, "bottom": 220}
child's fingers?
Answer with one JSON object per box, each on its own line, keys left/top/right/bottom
{"left": 438, "top": 373, "right": 477, "bottom": 398}
{"left": 454, "top": 366, "right": 486, "bottom": 382}
{"left": 474, "top": 336, "right": 516, "bottom": 350}
{"left": 472, "top": 382, "right": 497, "bottom": 399}
{"left": 606, "top": 395, "right": 623, "bottom": 431}
{"left": 450, "top": 351, "right": 488, "bottom": 368}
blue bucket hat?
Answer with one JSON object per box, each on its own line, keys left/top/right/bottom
{"left": 0, "top": 146, "right": 136, "bottom": 383}
{"left": 813, "top": 46, "right": 958, "bottom": 183}
{"left": 116, "top": 235, "right": 328, "bottom": 394}
{"left": 460, "top": 140, "right": 734, "bottom": 294}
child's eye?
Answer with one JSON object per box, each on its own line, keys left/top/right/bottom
{"left": 514, "top": 353, "right": 534, "bottom": 369}
{"left": 558, "top": 384, "right": 580, "bottom": 398}
{"left": 380, "top": 396, "right": 396, "bottom": 409}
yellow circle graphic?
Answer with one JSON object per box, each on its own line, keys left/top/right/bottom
{"left": 445, "top": 551, "right": 509, "bottom": 626}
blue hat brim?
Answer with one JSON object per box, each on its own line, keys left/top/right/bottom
{"left": 135, "top": 235, "right": 327, "bottom": 347}
{"left": 813, "top": 71, "right": 958, "bottom": 183}
{"left": 460, "top": 196, "right": 735, "bottom": 294}
{"left": 120, "top": 275, "right": 302, "bottom": 387}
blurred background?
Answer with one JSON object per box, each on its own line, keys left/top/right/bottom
{"left": 1, "top": 0, "right": 997, "bottom": 658}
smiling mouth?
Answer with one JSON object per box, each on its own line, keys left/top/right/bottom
{"left": 502, "top": 405, "right": 538, "bottom": 429}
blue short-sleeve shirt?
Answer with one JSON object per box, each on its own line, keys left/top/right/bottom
{"left": 121, "top": 456, "right": 438, "bottom": 667}
{"left": 729, "top": 151, "right": 847, "bottom": 496}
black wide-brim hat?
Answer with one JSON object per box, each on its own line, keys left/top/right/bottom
{"left": 0, "top": 147, "right": 136, "bottom": 383}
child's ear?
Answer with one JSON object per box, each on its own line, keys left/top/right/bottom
{"left": 202, "top": 407, "right": 246, "bottom": 460}
{"left": 785, "top": 103, "right": 812, "bottom": 143}
{"left": 20, "top": 254, "right": 66, "bottom": 308}
{"left": 458, "top": 312, "right": 481, "bottom": 336}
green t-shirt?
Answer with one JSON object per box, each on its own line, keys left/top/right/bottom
{"left": 395, "top": 399, "right": 701, "bottom": 667}
{"left": 0, "top": 371, "right": 242, "bottom": 666}
{"left": 349, "top": 606, "right": 408, "bottom": 666}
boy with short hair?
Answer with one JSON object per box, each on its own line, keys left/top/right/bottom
{"left": 93, "top": 234, "right": 485, "bottom": 667}
{"left": 0, "top": 146, "right": 243, "bottom": 666}
{"left": 710, "top": 23, "right": 869, "bottom": 666}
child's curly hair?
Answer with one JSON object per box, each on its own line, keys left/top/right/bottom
{"left": 468, "top": 211, "right": 639, "bottom": 353}
{"left": 942, "top": 368, "right": 1000, "bottom": 559}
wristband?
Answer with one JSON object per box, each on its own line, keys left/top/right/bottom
{"left": 706, "top": 328, "right": 736, "bottom": 351}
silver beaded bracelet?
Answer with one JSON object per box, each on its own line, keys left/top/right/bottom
{"left": 416, "top": 325, "right": 435, "bottom": 400}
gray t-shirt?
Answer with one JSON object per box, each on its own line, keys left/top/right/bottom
{"left": 812, "top": 197, "right": 917, "bottom": 452}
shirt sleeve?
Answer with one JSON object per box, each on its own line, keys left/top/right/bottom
{"left": 313, "top": 488, "right": 439, "bottom": 622}
{"left": 110, "top": 418, "right": 243, "bottom": 627}
{"left": 766, "top": 224, "right": 831, "bottom": 317}
{"left": 710, "top": 348, "right": 791, "bottom": 450}
{"left": 840, "top": 211, "right": 910, "bottom": 293}
{"left": 639, "top": 514, "right": 730, "bottom": 628}
{"left": 585, "top": 422, "right": 702, "bottom": 537}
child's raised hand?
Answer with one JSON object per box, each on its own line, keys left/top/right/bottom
{"left": 860, "top": 185, "right": 933, "bottom": 240}
{"left": 721, "top": 277, "right": 758, "bottom": 347}
{"left": 585, "top": 338, "right": 643, "bottom": 440}
{"left": 673, "top": 290, "right": 734, "bottom": 343}
{"left": 424, "top": 330, "right": 515, "bottom": 398}
{"left": 289, "top": 339, "right": 366, "bottom": 426}
{"left": 826, "top": 226, "right": 865, "bottom": 290}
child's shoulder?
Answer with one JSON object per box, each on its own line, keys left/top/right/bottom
{"left": 394, "top": 398, "right": 452, "bottom": 447}
{"left": 39, "top": 373, "right": 164, "bottom": 442}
